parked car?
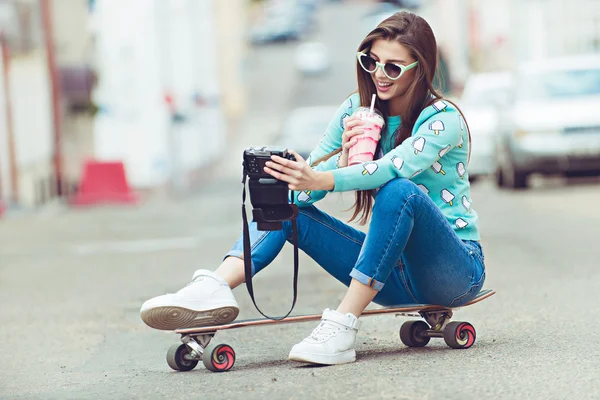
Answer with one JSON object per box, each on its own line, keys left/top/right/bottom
{"left": 494, "top": 54, "right": 600, "bottom": 189}
{"left": 275, "top": 106, "right": 339, "bottom": 160}
{"left": 459, "top": 71, "right": 514, "bottom": 181}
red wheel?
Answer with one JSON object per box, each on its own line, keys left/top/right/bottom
{"left": 202, "top": 343, "right": 236, "bottom": 372}
{"left": 444, "top": 321, "right": 476, "bottom": 349}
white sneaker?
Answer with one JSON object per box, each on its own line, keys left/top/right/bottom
{"left": 140, "top": 269, "right": 239, "bottom": 330}
{"left": 288, "top": 309, "right": 361, "bottom": 365}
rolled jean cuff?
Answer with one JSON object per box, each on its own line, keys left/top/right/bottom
{"left": 350, "top": 268, "right": 385, "bottom": 291}
{"left": 223, "top": 250, "right": 257, "bottom": 276}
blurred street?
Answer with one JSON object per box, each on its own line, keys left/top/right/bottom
{"left": 2, "top": 1, "right": 600, "bottom": 399}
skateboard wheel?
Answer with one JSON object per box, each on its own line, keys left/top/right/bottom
{"left": 166, "top": 344, "right": 199, "bottom": 371}
{"left": 400, "top": 320, "right": 431, "bottom": 347}
{"left": 444, "top": 321, "right": 476, "bottom": 349}
{"left": 203, "top": 343, "right": 236, "bottom": 372}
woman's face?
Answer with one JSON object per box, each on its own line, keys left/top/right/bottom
{"left": 368, "top": 39, "right": 417, "bottom": 101}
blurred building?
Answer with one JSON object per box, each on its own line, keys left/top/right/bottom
{"left": 422, "top": 0, "right": 600, "bottom": 90}
{"left": 0, "top": 0, "right": 248, "bottom": 211}
{"left": 52, "top": 0, "right": 96, "bottom": 197}
{"left": 90, "top": 0, "right": 248, "bottom": 191}
{"left": 0, "top": 0, "right": 54, "bottom": 209}
{"left": 0, "top": 0, "right": 98, "bottom": 209}
{"left": 470, "top": 0, "right": 600, "bottom": 71}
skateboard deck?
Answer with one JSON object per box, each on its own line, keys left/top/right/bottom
{"left": 165, "top": 288, "right": 495, "bottom": 373}
{"left": 175, "top": 288, "right": 495, "bottom": 334}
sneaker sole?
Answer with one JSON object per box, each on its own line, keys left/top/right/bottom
{"left": 288, "top": 349, "right": 356, "bottom": 365}
{"left": 141, "top": 305, "right": 239, "bottom": 331}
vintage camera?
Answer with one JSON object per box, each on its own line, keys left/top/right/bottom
{"left": 243, "top": 146, "right": 298, "bottom": 231}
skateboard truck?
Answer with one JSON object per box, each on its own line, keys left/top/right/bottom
{"left": 393, "top": 310, "right": 452, "bottom": 331}
{"left": 180, "top": 334, "right": 213, "bottom": 359}
{"left": 422, "top": 310, "right": 453, "bottom": 331}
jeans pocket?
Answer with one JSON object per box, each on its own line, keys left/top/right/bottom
{"left": 397, "top": 260, "right": 419, "bottom": 304}
{"left": 448, "top": 269, "right": 486, "bottom": 308}
{"left": 463, "top": 240, "right": 484, "bottom": 265}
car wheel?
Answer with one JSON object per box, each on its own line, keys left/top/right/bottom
{"left": 511, "top": 170, "right": 529, "bottom": 189}
{"left": 495, "top": 167, "right": 504, "bottom": 187}
{"left": 498, "top": 163, "right": 528, "bottom": 190}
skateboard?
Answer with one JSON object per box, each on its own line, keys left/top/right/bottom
{"left": 165, "top": 288, "right": 495, "bottom": 372}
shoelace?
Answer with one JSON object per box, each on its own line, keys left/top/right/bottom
{"left": 309, "top": 319, "right": 341, "bottom": 341}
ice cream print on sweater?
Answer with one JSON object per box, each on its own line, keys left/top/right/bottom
{"left": 438, "top": 145, "right": 451, "bottom": 158}
{"left": 432, "top": 161, "right": 445, "bottom": 175}
{"left": 417, "top": 184, "right": 430, "bottom": 194}
{"left": 340, "top": 113, "right": 350, "bottom": 129}
{"left": 432, "top": 100, "right": 448, "bottom": 112}
{"left": 301, "top": 95, "right": 479, "bottom": 240}
{"left": 455, "top": 218, "right": 469, "bottom": 229}
{"left": 391, "top": 156, "right": 404, "bottom": 170}
{"left": 462, "top": 196, "right": 472, "bottom": 213}
{"left": 410, "top": 169, "right": 423, "bottom": 179}
{"left": 456, "top": 162, "right": 466, "bottom": 179}
{"left": 429, "top": 120, "right": 445, "bottom": 135}
{"left": 362, "top": 162, "right": 378, "bottom": 175}
{"left": 297, "top": 191, "right": 312, "bottom": 203}
{"left": 413, "top": 137, "right": 426, "bottom": 154}
{"left": 441, "top": 189, "right": 455, "bottom": 206}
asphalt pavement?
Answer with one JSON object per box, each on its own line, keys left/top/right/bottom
{"left": 1, "top": 2, "right": 600, "bottom": 399}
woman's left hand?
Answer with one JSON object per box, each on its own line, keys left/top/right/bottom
{"left": 264, "top": 150, "right": 331, "bottom": 191}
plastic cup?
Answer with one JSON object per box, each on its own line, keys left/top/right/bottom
{"left": 348, "top": 107, "right": 385, "bottom": 166}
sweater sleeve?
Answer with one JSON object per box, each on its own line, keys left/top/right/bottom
{"left": 291, "top": 94, "right": 358, "bottom": 206}
{"left": 331, "top": 104, "right": 463, "bottom": 192}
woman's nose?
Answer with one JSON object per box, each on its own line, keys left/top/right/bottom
{"left": 374, "top": 66, "right": 387, "bottom": 80}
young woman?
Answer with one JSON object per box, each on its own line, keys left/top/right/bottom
{"left": 141, "top": 11, "right": 485, "bottom": 365}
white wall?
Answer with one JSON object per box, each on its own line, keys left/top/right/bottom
{"left": 472, "top": 0, "right": 600, "bottom": 71}
{"left": 52, "top": 0, "right": 93, "bottom": 65}
{"left": 1, "top": 50, "right": 54, "bottom": 207}
{"left": 509, "top": 0, "right": 600, "bottom": 62}
{"left": 91, "top": 0, "right": 225, "bottom": 189}
{"left": 424, "top": 0, "right": 600, "bottom": 84}
{"left": 11, "top": 52, "right": 53, "bottom": 168}
{"left": 0, "top": 48, "right": 10, "bottom": 203}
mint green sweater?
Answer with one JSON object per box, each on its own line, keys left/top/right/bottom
{"left": 292, "top": 93, "right": 480, "bottom": 241}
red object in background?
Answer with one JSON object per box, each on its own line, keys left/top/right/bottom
{"left": 71, "top": 160, "right": 138, "bottom": 206}
{"left": 0, "top": 200, "right": 5, "bottom": 218}
{"left": 164, "top": 93, "right": 176, "bottom": 114}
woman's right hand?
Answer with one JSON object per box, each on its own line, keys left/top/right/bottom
{"left": 339, "top": 116, "right": 366, "bottom": 168}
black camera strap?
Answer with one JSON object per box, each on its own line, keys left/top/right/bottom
{"left": 241, "top": 173, "right": 299, "bottom": 320}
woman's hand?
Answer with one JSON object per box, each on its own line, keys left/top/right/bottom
{"left": 264, "top": 150, "right": 334, "bottom": 191}
{"left": 339, "top": 116, "right": 366, "bottom": 168}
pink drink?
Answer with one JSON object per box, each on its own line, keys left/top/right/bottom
{"left": 348, "top": 107, "right": 385, "bottom": 166}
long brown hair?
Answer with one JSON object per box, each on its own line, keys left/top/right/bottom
{"left": 312, "top": 11, "right": 470, "bottom": 225}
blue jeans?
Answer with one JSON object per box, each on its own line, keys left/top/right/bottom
{"left": 225, "top": 178, "right": 486, "bottom": 307}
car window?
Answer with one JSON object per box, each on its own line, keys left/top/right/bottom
{"left": 517, "top": 68, "right": 600, "bottom": 100}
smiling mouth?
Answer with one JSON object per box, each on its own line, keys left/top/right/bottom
{"left": 377, "top": 81, "right": 393, "bottom": 88}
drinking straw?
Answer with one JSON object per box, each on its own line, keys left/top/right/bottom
{"left": 369, "top": 93, "right": 376, "bottom": 114}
